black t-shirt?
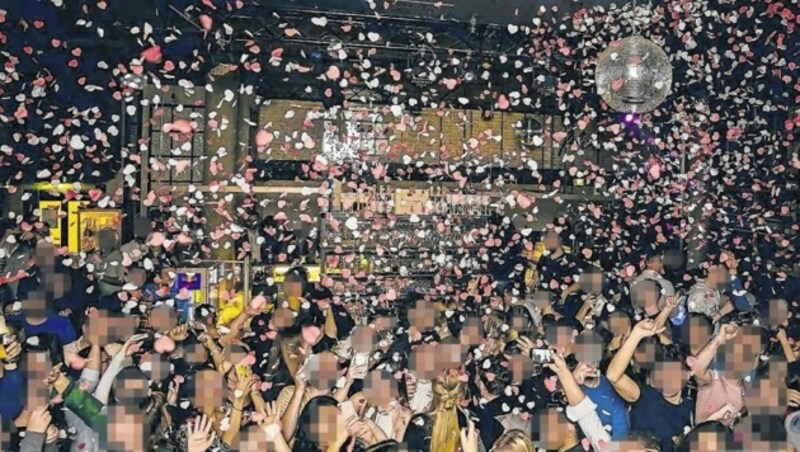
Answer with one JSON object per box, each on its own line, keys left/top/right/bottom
{"left": 536, "top": 251, "right": 582, "bottom": 298}
{"left": 630, "top": 383, "right": 694, "bottom": 452}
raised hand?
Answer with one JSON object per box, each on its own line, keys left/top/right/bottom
{"left": 186, "top": 414, "right": 216, "bottom": 452}
{"left": 27, "top": 406, "right": 53, "bottom": 434}
{"left": 168, "top": 323, "right": 190, "bottom": 342}
{"left": 717, "top": 324, "right": 739, "bottom": 344}
{"left": 259, "top": 401, "right": 283, "bottom": 440}
{"left": 632, "top": 319, "right": 665, "bottom": 339}
{"left": 459, "top": 417, "right": 479, "bottom": 452}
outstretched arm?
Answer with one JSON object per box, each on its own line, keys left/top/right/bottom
{"left": 606, "top": 319, "right": 663, "bottom": 402}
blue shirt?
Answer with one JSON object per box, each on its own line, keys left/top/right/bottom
{"left": 16, "top": 314, "right": 78, "bottom": 346}
{"left": 0, "top": 369, "right": 24, "bottom": 420}
{"left": 582, "top": 375, "right": 630, "bottom": 439}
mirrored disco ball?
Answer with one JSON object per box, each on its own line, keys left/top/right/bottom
{"left": 595, "top": 36, "right": 672, "bottom": 113}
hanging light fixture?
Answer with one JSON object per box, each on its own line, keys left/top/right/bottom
{"left": 595, "top": 1, "right": 672, "bottom": 113}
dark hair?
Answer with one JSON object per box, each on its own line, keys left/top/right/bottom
{"left": 627, "top": 430, "right": 662, "bottom": 451}
{"left": 478, "top": 357, "right": 511, "bottom": 397}
{"left": 677, "top": 421, "right": 734, "bottom": 452}
{"left": 293, "top": 395, "right": 349, "bottom": 451}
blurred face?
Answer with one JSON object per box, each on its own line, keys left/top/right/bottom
{"left": 408, "top": 299, "right": 436, "bottom": 331}
{"left": 581, "top": 271, "right": 604, "bottom": 294}
{"left": 545, "top": 325, "right": 573, "bottom": 355}
{"left": 98, "top": 230, "right": 116, "bottom": 251}
{"left": 308, "top": 402, "right": 346, "bottom": 446}
{"left": 723, "top": 328, "right": 762, "bottom": 380}
{"left": 632, "top": 280, "right": 659, "bottom": 312}
{"left": 634, "top": 341, "right": 658, "bottom": 367}
{"left": 685, "top": 317, "right": 712, "bottom": 356}
{"left": 362, "top": 371, "right": 399, "bottom": 410}
{"left": 608, "top": 313, "right": 632, "bottom": 338}
{"left": 765, "top": 298, "right": 789, "bottom": 327}
{"left": 107, "top": 406, "right": 146, "bottom": 451}
{"left": 191, "top": 370, "right": 224, "bottom": 409}
{"left": 544, "top": 232, "right": 561, "bottom": 252}
{"left": 650, "top": 361, "right": 684, "bottom": 397}
{"left": 115, "top": 372, "right": 149, "bottom": 406}
{"left": 707, "top": 266, "right": 729, "bottom": 290}
{"left": 532, "top": 409, "right": 572, "bottom": 449}
{"left": 648, "top": 256, "right": 664, "bottom": 274}
{"left": 23, "top": 291, "right": 48, "bottom": 318}
{"left": 574, "top": 331, "right": 604, "bottom": 380}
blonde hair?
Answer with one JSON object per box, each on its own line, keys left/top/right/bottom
{"left": 430, "top": 373, "right": 464, "bottom": 452}
{"left": 492, "top": 429, "right": 535, "bottom": 452}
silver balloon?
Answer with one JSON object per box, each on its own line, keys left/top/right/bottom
{"left": 595, "top": 36, "right": 672, "bottom": 113}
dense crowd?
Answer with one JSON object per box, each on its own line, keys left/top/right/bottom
{"left": 0, "top": 214, "right": 797, "bottom": 452}
{"left": 0, "top": 0, "right": 799, "bottom": 451}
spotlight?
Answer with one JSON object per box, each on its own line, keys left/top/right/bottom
{"left": 625, "top": 113, "right": 634, "bottom": 122}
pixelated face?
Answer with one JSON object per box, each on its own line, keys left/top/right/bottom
{"left": 581, "top": 271, "right": 604, "bottom": 294}
{"left": 142, "top": 352, "right": 170, "bottom": 382}
{"left": 509, "top": 311, "right": 534, "bottom": 337}
{"left": 650, "top": 361, "right": 684, "bottom": 396}
{"left": 24, "top": 353, "right": 52, "bottom": 408}
{"left": 42, "top": 271, "right": 70, "bottom": 300}
{"left": 362, "top": 371, "right": 399, "bottom": 409}
{"left": 34, "top": 241, "right": 56, "bottom": 269}
{"left": 683, "top": 429, "right": 728, "bottom": 451}
{"left": 234, "top": 426, "right": 270, "bottom": 449}
{"left": 708, "top": 266, "right": 729, "bottom": 290}
{"left": 508, "top": 354, "right": 536, "bottom": 384}
{"left": 632, "top": 280, "right": 659, "bottom": 311}
{"left": 532, "top": 409, "right": 571, "bottom": 449}
{"left": 544, "top": 231, "right": 561, "bottom": 252}
{"left": 372, "top": 315, "right": 396, "bottom": 333}
{"left": 765, "top": 298, "right": 789, "bottom": 327}
{"left": 221, "top": 344, "right": 250, "bottom": 370}
{"left": 308, "top": 403, "right": 345, "bottom": 445}
{"left": 283, "top": 280, "right": 303, "bottom": 299}
{"left": 115, "top": 371, "right": 149, "bottom": 406}
{"left": 532, "top": 291, "right": 551, "bottom": 310}
{"left": 107, "top": 406, "right": 146, "bottom": 451}
{"left": 460, "top": 317, "right": 484, "bottom": 346}
{"left": 305, "top": 351, "right": 340, "bottom": 390}
{"left": 183, "top": 342, "right": 209, "bottom": 367}
{"left": 744, "top": 361, "right": 787, "bottom": 415}
{"left": 350, "top": 325, "right": 376, "bottom": 354}
{"left": 723, "top": 327, "right": 762, "bottom": 379}
{"left": 408, "top": 343, "right": 439, "bottom": 381}
{"left": 634, "top": 341, "right": 658, "bottom": 369}
{"left": 127, "top": 268, "right": 146, "bottom": 289}
{"left": 648, "top": 256, "right": 664, "bottom": 274}
{"left": 544, "top": 325, "right": 573, "bottom": 354}
{"left": 133, "top": 217, "right": 151, "bottom": 240}
{"left": 685, "top": 316, "right": 712, "bottom": 355}
{"left": 663, "top": 249, "right": 683, "bottom": 271}
{"left": 272, "top": 307, "right": 294, "bottom": 329}
{"left": 408, "top": 299, "right": 436, "bottom": 331}
{"left": 191, "top": 370, "right": 224, "bottom": 409}
{"left": 574, "top": 331, "right": 604, "bottom": 368}
{"left": 149, "top": 305, "right": 177, "bottom": 332}
{"left": 608, "top": 312, "right": 631, "bottom": 337}
{"left": 610, "top": 438, "right": 659, "bottom": 451}
{"left": 98, "top": 229, "right": 117, "bottom": 251}
{"left": 23, "top": 290, "right": 48, "bottom": 318}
